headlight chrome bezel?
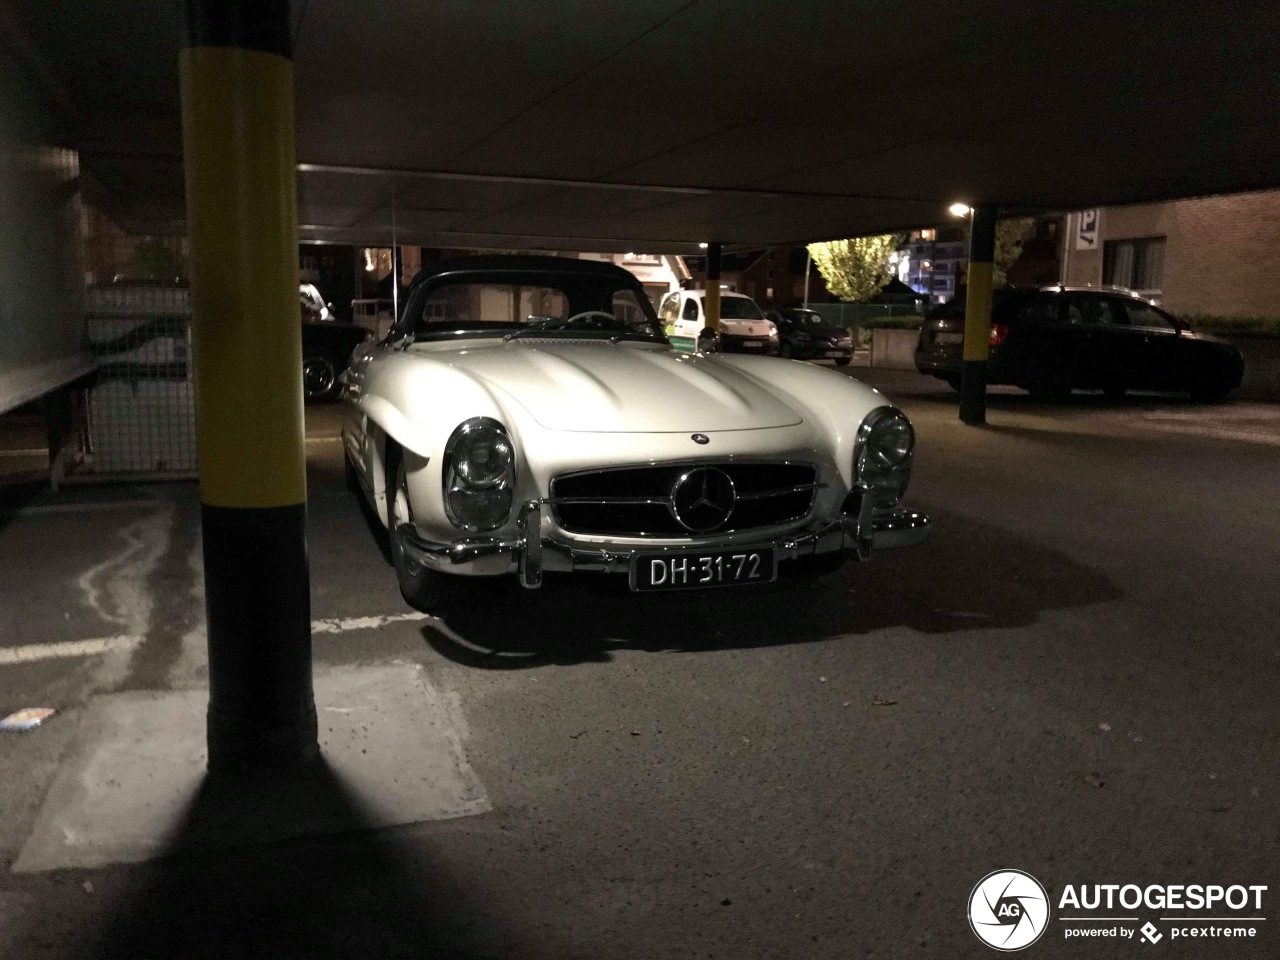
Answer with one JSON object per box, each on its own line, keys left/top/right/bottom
{"left": 854, "top": 406, "right": 915, "bottom": 511}
{"left": 442, "top": 417, "right": 516, "bottom": 532}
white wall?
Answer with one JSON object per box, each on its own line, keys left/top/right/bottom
{"left": 0, "top": 59, "right": 91, "bottom": 414}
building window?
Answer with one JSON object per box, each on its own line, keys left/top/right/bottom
{"left": 1103, "top": 237, "right": 1165, "bottom": 292}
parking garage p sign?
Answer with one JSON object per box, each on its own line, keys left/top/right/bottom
{"left": 1075, "top": 209, "right": 1099, "bottom": 250}
{"left": 969, "top": 870, "right": 1268, "bottom": 950}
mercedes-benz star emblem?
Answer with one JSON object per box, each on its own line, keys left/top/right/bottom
{"left": 669, "top": 467, "right": 736, "bottom": 533}
{"left": 691, "top": 433, "right": 710, "bottom": 445}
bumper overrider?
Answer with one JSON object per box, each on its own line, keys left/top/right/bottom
{"left": 396, "top": 494, "right": 931, "bottom": 590}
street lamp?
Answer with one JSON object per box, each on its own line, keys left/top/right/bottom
{"left": 948, "top": 202, "right": 972, "bottom": 218}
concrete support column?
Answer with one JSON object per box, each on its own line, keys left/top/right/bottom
{"left": 704, "top": 242, "right": 722, "bottom": 334}
{"left": 959, "top": 205, "right": 998, "bottom": 425}
{"left": 180, "top": 0, "right": 317, "bottom": 772}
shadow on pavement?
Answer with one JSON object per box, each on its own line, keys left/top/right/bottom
{"left": 422, "top": 507, "right": 1121, "bottom": 670}
{"left": 14, "top": 760, "right": 517, "bottom": 960}
{"left": 0, "top": 477, "right": 47, "bottom": 537}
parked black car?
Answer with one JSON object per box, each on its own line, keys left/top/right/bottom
{"left": 768, "top": 308, "right": 855, "bottom": 366}
{"left": 300, "top": 285, "right": 373, "bottom": 402}
{"left": 914, "top": 285, "right": 1244, "bottom": 401}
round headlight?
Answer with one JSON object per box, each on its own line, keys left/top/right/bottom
{"left": 443, "top": 418, "right": 516, "bottom": 532}
{"left": 862, "top": 409, "right": 914, "bottom": 470}
{"left": 451, "top": 423, "right": 514, "bottom": 491}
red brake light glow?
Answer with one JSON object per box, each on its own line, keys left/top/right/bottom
{"left": 990, "top": 323, "right": 1009, "bottom": 348}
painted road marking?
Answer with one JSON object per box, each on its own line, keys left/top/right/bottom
{"left": 8, "top": 500, "right": 167, "bottom": 517}
{"left": 311, "top": 612, "right": 431, "bottom": 633}
{"left": 0, "top": 635, "right": 141, "bottom": 665}
{"left": 0, "top": 612, "right": 431, "bottom": 666}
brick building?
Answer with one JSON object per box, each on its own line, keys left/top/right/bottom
{"left": 1061, "top": 189, "right": 1280, "bottom": 317}
{"left": 735, "top": 247, "right": 830, "bottom": 308}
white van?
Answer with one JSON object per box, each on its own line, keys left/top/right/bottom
{"left": 658, "top": 290, "right": 780, "bottom": 354}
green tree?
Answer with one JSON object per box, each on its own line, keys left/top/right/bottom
{"left": 807, "top": 234, "right": 904, "bottom": 302}
{"left": 962, "top": 217, "right": 1034, "bottom": 289}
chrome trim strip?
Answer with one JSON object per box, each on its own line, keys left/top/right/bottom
{"left": 544, "top": 482, "right": 823, "bottom": 506}
{"left": 735, "top": 482, "right": 826, "bottom": 501}
{"left": 551, "top": 457, "right": 816, "bottom": 485}
{"left": 548, "top": 496, "right": 672, "bottom": 506}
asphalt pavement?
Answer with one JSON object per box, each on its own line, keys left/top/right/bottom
{"left": 0, "top": 369, "right": 1277, "bottom": 958}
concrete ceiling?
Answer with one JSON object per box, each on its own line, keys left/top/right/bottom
{"left": 10, "top": 1, "right": 1280, "bottom": 251}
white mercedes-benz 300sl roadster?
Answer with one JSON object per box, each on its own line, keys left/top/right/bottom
{"left": 341, "top": 255, "right": 930, "bottom": 611}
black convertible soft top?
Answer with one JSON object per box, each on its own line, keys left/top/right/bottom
{"left": 404, "top": 255, "right": 643, "bottom": 297}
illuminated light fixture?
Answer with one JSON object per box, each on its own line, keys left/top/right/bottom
{"left": 698, "top": 242, "right": 708, "bottom": 249}
{"left": 948, "top": 202, "right": 972, "bottom": 218}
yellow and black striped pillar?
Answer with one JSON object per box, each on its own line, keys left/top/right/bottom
{"left": 959, "top": 204, "right": 998, "bottom": 425}
{"left": 180, "top": 0, "right": 317, "bottom": 772}
{"left": 704, "top": 242, "right": 722, "bottom": 335}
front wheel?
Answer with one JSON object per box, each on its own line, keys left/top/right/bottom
{"left": 834, "top": 357, "right": 851, "bottom": 367}
{"left": 779, "top": 341, "right": 793, "bottom": 359}
{"left": 388, "top": 455, "right": 456, "bottom": 613}
{"left": 302, "top": 353, "right": 341, "bottom": 403}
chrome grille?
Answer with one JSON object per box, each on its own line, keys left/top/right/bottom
{"left": 550, "top": 462, "right": 819, "bottom": 537}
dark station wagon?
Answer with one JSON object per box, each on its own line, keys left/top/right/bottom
{"left": 915, "top": 285, "right": 1244, "bottom": 402}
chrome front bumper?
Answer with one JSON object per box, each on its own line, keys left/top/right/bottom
{"left": 396, "top": 497, "right": 931, "bottom": 590}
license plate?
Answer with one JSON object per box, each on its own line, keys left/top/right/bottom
{"left": 935, "top": 332, "right": 963, "bottom": 345}
{"left": 632, "top": 548, "right": 777, "bottom": 592}
{"left": 824, "top": 350, "right": 847, "bottom": 358}
{"left": 743, "top": 341, "right": 763, "bottom": 348}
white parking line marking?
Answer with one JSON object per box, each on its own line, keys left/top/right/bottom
{"left": 8, "top": 500, "right": 166, "bottom": 517}
{"left": 0, "top": 635, "right": 142, "bottom": 665}
{"left": 0, "top": 613, "right": 431, "bottom": 666}
{"left": 311, "top": 612, "right": 431, "bottom": 633}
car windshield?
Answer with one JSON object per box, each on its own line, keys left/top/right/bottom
{"left": 410, "top": 276, "right": 666, "bottom": 342}
{"left": 703, "top": 296, "right": 763, "bottom": 320}
{"left": 788, "top": 310, "right": 828, "bottom": 327}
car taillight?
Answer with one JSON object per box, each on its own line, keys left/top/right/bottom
{"left": 990, "top": 323, "right": 1009, "bottom": 348}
